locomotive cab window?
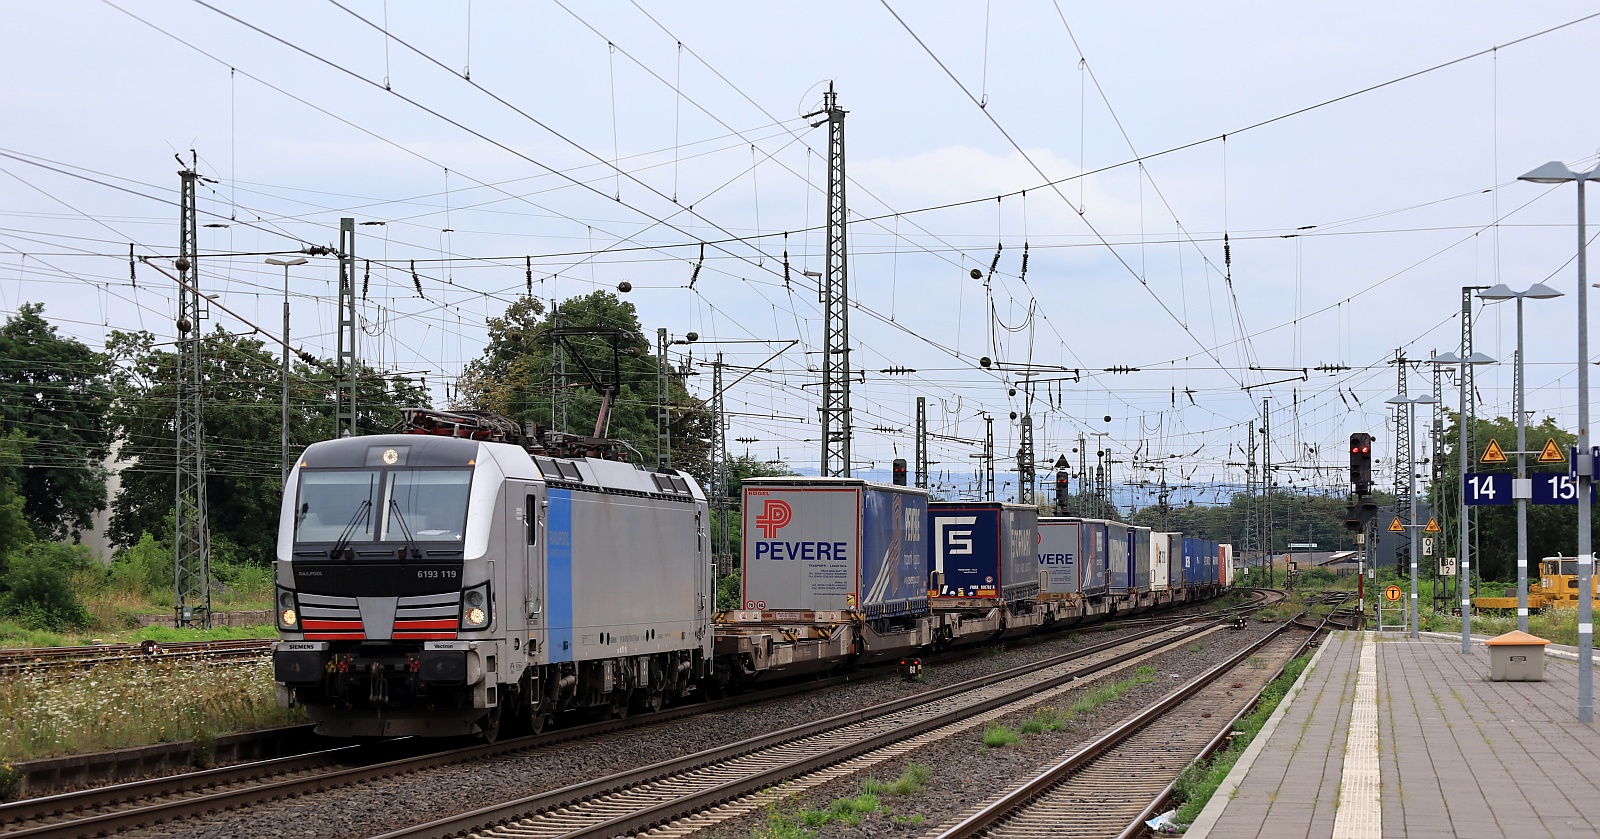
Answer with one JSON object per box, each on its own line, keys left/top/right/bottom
{"left": 295, "top": 470, "right": 378, "bottom": 543}
{"left": 382, "top": 469, "right": 472, "bottom": 542}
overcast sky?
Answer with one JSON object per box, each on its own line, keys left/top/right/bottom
{"left": 5, "top": 1, "right": 1600, "bottom": 504}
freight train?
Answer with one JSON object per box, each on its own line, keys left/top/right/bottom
{"left": 271, "top": 410, "right": 1232, "bottom": 738}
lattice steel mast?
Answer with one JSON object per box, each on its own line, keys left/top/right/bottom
{"left": 1017, "top": 379, "right": 1036, "bottom": 504}
{"left": 915, "top": 396, "right": 928, "bottom": 489}
{"left": 813, "top": 84, "right": 852, "bottom": 477}
{"left": 657, "top": 328, "right": 669, "bottom": 468}
{"left": 1392, "top": 349, "right": 1412, "bottom": 572}
{"left": 710, "top": 354, "right": 730, "bottom": 576}
{"left": 337, "top": 218, "right": 357, "bottom": 436}
{"left": 173, "top": 161, "right": 211, "bottom": 628}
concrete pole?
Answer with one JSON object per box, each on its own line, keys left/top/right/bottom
{"left": 1516, "top": 298, "right": 1529, "bottom": 634}
{"left": 1577, "top": 176, "right": 1593, "bottom": 722}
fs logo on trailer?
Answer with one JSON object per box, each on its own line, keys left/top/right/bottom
{"left": 933, "top": 516, "right": 978, "bottom": 572}
{"left": 751, "top": 496, "right": 850, "bottom": 561}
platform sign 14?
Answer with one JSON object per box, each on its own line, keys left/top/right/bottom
{"left": 1464, "top": 472, "right": 1595, "bottom": 506}
{"left": 1463, "top": 473, "right": 1511, "bottom": 506}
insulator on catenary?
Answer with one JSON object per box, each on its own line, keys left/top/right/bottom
{"left": 783, "top": 250, "right": 792, "bottom": 291}
{"left": 988, "top": 242, "right": 1003, "bottom": 277}
{"left": 525, "top": 256, "right": 533, "bottom": 296}
{"left": 411, "top": 260, "right": 425, "bottom": 298}
{"left": 1019, "top": 242, "right": 1030, "bottom": 282}
{"left": 1224, "top": 233, "right": 1231, "bottom": 268}
{"left": 129, "top": 243, "right": 136, "bottom": 287}
{"left": 690, "top": 243, "right": 704, "bottom": 289}
{"left": 361, "top": 260, "right": 370, "bottom": 299}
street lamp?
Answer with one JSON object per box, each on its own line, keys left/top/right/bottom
{"left": 1431, "top": 349, "right": 1497, "bottom": 653}
{"left": 1478, "top": 282, "right": 1564, "bottom": 634}
{"left": 1519, "top": 159, "right": 1600, "bottom": 723}
{"left": 265, "top": 257, "right": 308, "bottom": 483}
{"left": 1386, "top": 392, "right": 1438, "bottom": 639}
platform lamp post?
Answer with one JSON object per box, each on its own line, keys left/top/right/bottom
{"left": 265, "top": 256, "right": 308, "bottom": 483}
{"left": 1519, "top": 160, "right": 1600, "bottom": 723}
{"left": 1387, "top": 393, "right": 1437, "bottom": 639}
{"left": 1430, "top": 350, "right": 1496, "bottom": 653}
{"left": 1478, "top": 282, "right": 1564, "bottom": 634}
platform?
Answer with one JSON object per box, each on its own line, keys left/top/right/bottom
{"left": 1185, "top": 630, "right": 1600, "bottom": 839}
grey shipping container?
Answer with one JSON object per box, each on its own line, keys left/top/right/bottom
{"left": 741, "top": 477, "right": 929, "bottom": 618}
{"left": 928, "top": 502, "right": 1039, "bottom": 603}
{"left": 1157, "top": 532, "right": 1181, "bottom": 589}
{"left": 1037, "top": 517, "right": 1080, "bottom": 596}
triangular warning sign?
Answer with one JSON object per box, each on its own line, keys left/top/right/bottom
{"left": 1389, "top": 516, "right": 1405, "bottom": 533}
{"left": 1481, "top": 438, "right": 1508, "bottom": 464}
{"left": 1424, "top": 517, "right": 1441, "bottom": 533}
{"left": 1539, "top": 438, "right": 1567, "bottom": 463}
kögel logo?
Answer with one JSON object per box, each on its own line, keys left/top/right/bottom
{"left": 755, "top": 499, "right": 793, "bottom": 538}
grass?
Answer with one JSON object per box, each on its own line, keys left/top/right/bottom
{"left": 0, "top": 654, "right": 306, "bottom": 761}
{"left": 985, "top": 665, "right": 1159, "bottom": 749}
{"left": 754, "top": 763, "right": 931, "bottom": 838}
{"left": 982, "top": 722, "right": 1021, "bottom": 747}
{"left": 1170, "top": 653, "right": 1313, "bottom": 825}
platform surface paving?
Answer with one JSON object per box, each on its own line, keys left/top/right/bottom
{"left": 1188, "top": 629, "right": 1600, "bottom": 838}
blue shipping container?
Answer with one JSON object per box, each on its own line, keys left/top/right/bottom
{"left": 928, "top": 502, "right": 1039, "bottom": 602}
{"left": 1130, "top": 527, "right": 1152, "bottom": 592}
{"left": 1078, "top": 519, "right": 1109, "bottom": 594}
{"left": 1107, "top": 521, "right": 1130, "bottom": 591}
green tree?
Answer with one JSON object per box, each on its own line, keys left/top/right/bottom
{"left": 0, "top": 431, "right": 34, "bottom": 572}
{"left": 104, "top": 327, "right": 430, "bottom": 566}
{"left": 456, "top": 291, "right": 715, "bottom": 480}
{"left": 0, "top": 303, "right": 113, "bottom": 539}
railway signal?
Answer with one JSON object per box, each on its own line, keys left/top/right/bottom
{"left": 1349, "top": 433, "right": 1373, "bottom": 494}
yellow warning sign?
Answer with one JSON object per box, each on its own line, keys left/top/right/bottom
{"left": 1389, "top": 516, "right": 1405, "bottom": 533}
{"left": 1481, "top": 438, "right": 1508, "bottom": 463}
{"left": 1539, "top": 438, "right": 1567, "bottom": 463}
{"left": 1424, "top": 517, "right": 1441, "bottom": 533}
{"left": 1385, "top": 585, "right": 1402, "bottom": 602}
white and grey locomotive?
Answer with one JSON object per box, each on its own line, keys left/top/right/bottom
{"left": 271, "top": 410, "right": 713, "bottom": 737}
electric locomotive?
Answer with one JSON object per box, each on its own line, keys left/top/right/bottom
{"left": 271, "top": 410, "right": 713, "bottom": 737}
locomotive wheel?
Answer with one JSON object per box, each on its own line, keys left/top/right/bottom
{"left": 529, "top": 711, "right": 549, "bottom": 734}
{"left": 634, "top": 690, "right": 663, "bottom": 714}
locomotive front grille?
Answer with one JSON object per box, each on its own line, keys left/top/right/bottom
{"left": 293, "top": 591, "right": 462, "bottom": 639}
{"left": 298, "top": 592, "right": 364, "bottom": 639}
{"left": 394, "top": 592, "right": 462, "bottom": 639}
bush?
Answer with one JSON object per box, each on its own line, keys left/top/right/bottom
{"left": 109, "top": 531, "right": 173, "bottom": 603}
{"left": 0, "top": 543, "right": 93, "bottom": 631}
{"left": 716, "top": 571, "right": 741, "bottom": 611}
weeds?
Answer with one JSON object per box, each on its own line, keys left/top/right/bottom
{"left": 0, "top": 655, "right": 305, "bottom": 761}
{"left": 755, "top": 764, "right": 931, "bottom": 838}
{"left": 1188, "top": 643, "right": 1207, "bottom": 653}
{"left": 1171, "top": 653, "right": 1313, "bottom": 825}
{"left": 0, "top": 760, "right": 20, "bottom": 802}
{"left": 982, "top": 722, "right": 1021, "bottom": 748}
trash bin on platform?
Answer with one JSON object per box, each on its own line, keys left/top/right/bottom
{"left": 1485, "top": 630, "right": 1551, "bottom": 681}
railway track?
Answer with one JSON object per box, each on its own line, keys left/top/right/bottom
{"left": 368, "top": 619, "right": 1233, "bottom": 839}
{"left": 0, "top": 638, "right": 272, "bottom": 675}
{"left": 927, "top": 596, "right": 1345, "bottom": 839}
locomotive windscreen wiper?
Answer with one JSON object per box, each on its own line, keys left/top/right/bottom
{"left": 329, "top": 499, "right": 372, "bottom": 559}
{"left": 387, "top": 499, "right": 424, "bottom": 560}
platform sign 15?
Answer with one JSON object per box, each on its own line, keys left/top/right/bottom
{"left": 1463, "top": 473, "right": 1512, "bottom": 506}
{"left": 1530, "top": 473, "right": 1597, "bottom": 505}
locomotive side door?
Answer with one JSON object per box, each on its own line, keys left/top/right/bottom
{"left": 523, "top": 484, "right": 545, "bottom": 661}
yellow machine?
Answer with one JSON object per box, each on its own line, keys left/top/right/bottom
{"left": 1474, "top": 556, "right": 1600, "bottom": 610}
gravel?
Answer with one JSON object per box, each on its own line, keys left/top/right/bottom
{"left": 695, "top": 621, "right": 1295, "bottom": 839}
{"left": 126, "top": 605, "right": 1266, "bottom": 839}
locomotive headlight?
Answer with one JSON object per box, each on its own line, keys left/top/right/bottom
{"left": 459, "top": 582, "right": 491, "bottom": 630}
{"left": 276, "top": 588, "right": 300, "bottom": 630}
